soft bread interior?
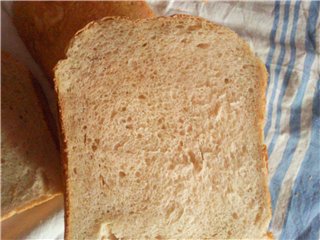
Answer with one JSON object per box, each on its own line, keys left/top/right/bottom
{"left": 55, "top": 16, "right": 271, "bottom": 239}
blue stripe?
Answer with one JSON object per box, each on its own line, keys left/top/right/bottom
{"left": 268, "top": 1, "right": 301, "bottom": 156}
{"left": 280, "top": 76, "right": 320, "bottom": 240}
{"left": 264, "top": 1, "right": 291, "bottom": 137}
{"left": 269, "top": 0, "right": 319, "bottom": 218}
{"left": 265, "top": 0, "right": 280, "bottom": 96}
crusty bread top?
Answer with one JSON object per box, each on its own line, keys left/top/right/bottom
{"left": 55, "top": 15, "right": 271, "bottom": 239}
{"left": 12, "top": 1, "right": 154, "bottom": 80}
{"left": 1, "top": 52, "right": 62, "bottom": 220}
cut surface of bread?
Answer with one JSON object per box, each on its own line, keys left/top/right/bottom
{"left": 1, "top": 52, "right": 62, "bottom": 220}
{"left": 55, "top": 15, "right": 271, "bottom": 239}
{"left": 12, "top": 1, "right": 154, "bottom": 80}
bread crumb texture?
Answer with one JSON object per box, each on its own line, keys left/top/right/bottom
{"left": 55, "top": 15, "right": 271, "bottom": 239}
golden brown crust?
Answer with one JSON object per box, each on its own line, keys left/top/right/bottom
{"left": 12, "top": 1, "right": 154, "bottom": 82}
{"left": 256, "top": 58, "right": 273, "bottom": 232}
{"left": 59, "top": 112, "right": 70, "bottom": 240}
{"left": 1, "top": 193, "right": 60, "bottom": 221}
{"left": 54, "top": 14, "right": 272, "bottom": 238}
{"left": 53, "top": 76, "right": 70, "bottom": 239}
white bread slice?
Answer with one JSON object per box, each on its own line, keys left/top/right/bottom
{"left": 55, "top": 15, "right": 271, "bottom": 239}
{"left": 1, "top": 52, "right": 62, "bottom": 220}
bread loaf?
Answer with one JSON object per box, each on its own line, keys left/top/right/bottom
{"left": 1, "top": 52, "right": 62, "bottom": 220}
{"left": 12, "top": 1, "right": 154, "bottom": 80}
{"left": 55, "top": 15, "right": 271, "bottom": 239}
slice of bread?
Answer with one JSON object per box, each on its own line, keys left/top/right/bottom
{"left": 12, "top": 1, "right": 154, "bottom": 80}
{"left": 55, "top": 15, "right": 271, "bottom": 239}
{"left": 1, "top": 52, "right": 62, "bottom": 220}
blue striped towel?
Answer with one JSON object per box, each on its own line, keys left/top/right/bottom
{"left": 149, "top": 1, "right": 319, "bottom": 239}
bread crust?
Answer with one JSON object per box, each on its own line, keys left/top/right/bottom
{"left": 12, "top": 1, "right": 154, "bottom": 82}
{"left": 56, "top": 101, "right": 70, "bottom": 240}
{"left": 54, "top": 15, "right": 272, "bottom": 239}
{"left": 1, "top": 193, "right": 59, "bottom": 221}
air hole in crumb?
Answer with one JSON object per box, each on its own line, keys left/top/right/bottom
{"left": 254, "top": 212, "right": 262, "bottom": 225}
{"left": 158, "top": 118, "right": 164, "bottom": 124}
{"left": 181, "top": 38, "right": 187, "bottom": 43}
{"left": 232, "top": 212, "right": 239, "bottom": 219}
{"left": 138, "top": 95, "right": 146, "bottom": 100}
{"left": 127, "top": 117, "right": 132, "bottom": 121}
{"left": 224, "top": 78, "right": 230, "bottom": 84}
{"left": 126, "top": 124, "right": 133, "bottom": 129}
{"left": 82, "top": 125, "right": 87, "bottom": 130}
{"left": 99, "top": 175, "right": 106, "bottom": 186}
{"left": 188, "top": 25, "right": 201, "bottom": 31}
{"left": 145, "top": 158, "right": 151, "bottom": 166}
{"left": 249, "top": 88, "right": 254, "bottom": 93}
{"left": 168, "top": 164, "right": 175, "bottom": 170}
{"left": 114, "top": 142, "right": 124, "bottom": 150}
{"left": 145, "top": 156, "right": 155, "bottom": 166}
{"left": 165, "top": 204, "right": 175, "bottom": 218}
{"left": 242, "top": 146, "right": 247, "bottom": 153}
{"left": 142, "top": 43, "right": 147, "bottom": 47}
{"left": 121, "top": 107, "right": 126, "bottom": 111}
{"left": 137, "top": 134, "right": 142, "bottom": 138}
{"left": 92, "top": 144, "right": 98, "bottom": 151}
{"left": 188, "top": 151, "right": 202, "bottom": 172}
{"left": 73, "top": 168, "right": 77, "bottom": 175}
{"left": 119, "top": 171, "right": 126, "bottom": 178}
{"left": 135, "top": 171, "right": 141, "bottom": 177}
{"left": 209, "top": 103, "right": 221, "bottom": 117}
{"left": 176, "top": 24, "right": 184, "bottom": 29}
{"left": 197, "top": 43, "right": 210, "bottom": 49}
{"left": 111, "top": 111, "right": 117, "bottom": 119}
